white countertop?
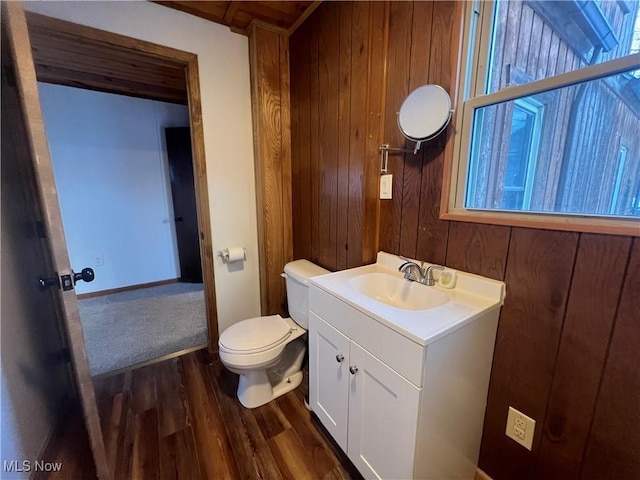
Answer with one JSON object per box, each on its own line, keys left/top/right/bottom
{"left": 309, "top": 252, "right": 505, "bottom": 346}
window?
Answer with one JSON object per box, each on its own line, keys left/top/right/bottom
{"left": 610, "top": 146, "right": 629, "bottom": 214}
{"left": 447, "top": 0, "right": 640, "bottom": 235}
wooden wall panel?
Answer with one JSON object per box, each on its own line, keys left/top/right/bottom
{"left": 538, "top": 234, "right": 632, "bottom": 479}
{"left": 345, "top": 1, "right": 369, "bottom": 268}
{"left": 397, "top": 2, "right": 432, "bottom": 259}
{"left": 309, "top": 14, "right": 320, "bottom": 265}
{"left": 581, "top": 239, "right": 640, "bottom": 478}
{"left": 378, "top": 1, "right": 413, "bottom": 255}
{"left": 479, "top": 228, "right": 579, "bottom": 479}
{"left": 445, "top": 222, "right": 510, "bottom": 281}
{"left": 336, "top": 1, "right": 353, "bottom": 271}
{"left": 249, "top": 24, "right": 292, "bottom": 315}
{"left": 317, "top": 2, "right": 340, "bottom": 271}
{"left": 415, "top": 0, "right": 463, "bottom": 265}
{"left": 290, "top": 1, "right": 386, "bottom": 270}
{"left": 361, "top": 2, "right": 388, "bottom": 264}
{"left": 289, "top": 4, "right": 639, "bottom": 478}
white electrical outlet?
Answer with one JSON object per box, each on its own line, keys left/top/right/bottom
{"left": 95, "top": 254, "right": 104, "bottom": 267}
{"left": 506, "top": 406, "right": 535, "bottom": 450}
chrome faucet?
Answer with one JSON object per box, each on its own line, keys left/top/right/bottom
{"left": 398, "top": 258, "right": 444, "bottom": 286}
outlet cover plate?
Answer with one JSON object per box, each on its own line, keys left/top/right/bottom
{"left": 380, "top": 174, "right": 392, "bottom": 199}
{"left": 506, "top": 406, "right": 535, "bottom": 450}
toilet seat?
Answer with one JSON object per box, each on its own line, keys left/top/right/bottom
{"left": 219, "top": 315, "right": 292, "bottom": 354}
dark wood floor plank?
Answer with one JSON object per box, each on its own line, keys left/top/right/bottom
{"left": 132, "top": 408, "right": 160, "bottom": 480}
{"left": 323, "top": 464, "right": 352, "bottom": 480}
{"left": 254, "top": 400, "right": 292, "bottom": 441}
{"left": 276, "top": 392, "right": 339, "bottom": 475}
{"left": 157, "top": 359, "right": 189, "bottom": 438}
{"left": 159, "top": 427, "right": 202, "bottom": 480}
{"left": 41, "top": 351, "right": 355, "bottom": 480}
{"left": 131, "top": 365, "right": 157, "bottom": 413}
{"left": 103, "top": 392, "right": 124, "bottom": 474}
{"left": 206, "top": 356, "right": 282, "bottom": 480}
{"left": 114, "top": 393, "right": 135, "bottom": 480}
{"left": 268, "top": 428, "right": 321, "bottom": 480}
{"left": 180, "top": 353, "right": 241, "bottom": 480}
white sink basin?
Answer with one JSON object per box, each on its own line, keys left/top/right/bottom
{"left": 348, "top": 272, "right": 449, "bottom": 311}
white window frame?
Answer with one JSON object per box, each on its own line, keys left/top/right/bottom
{"left": 443, "top": 1, "right": 640, "bottom": 236}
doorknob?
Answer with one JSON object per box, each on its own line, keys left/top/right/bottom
{"left": 349, "top": 366, "right": 359, "bottom": 375}
{"left": 73, "top": 268, "right": 95, "bottom": 284}
{"left": 336, "top": 354, "right": 344, "bottom": 363}
{"left": 39, "top": 268, "right": 94, "bottom": 291}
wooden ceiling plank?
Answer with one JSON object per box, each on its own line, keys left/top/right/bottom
{"left": 262, "top": 1, "right": 313, "bottom": 17}
{"left": 239, "top": 2, "right": 297, "bottom": 28}
{"left": 152, "top": 1, "right": 317, "bottom": 34}
{"left": 288, "top": 1, "right": 322, "bottom": 36}
{"left": 153, "top": 1, "right": 227, "bottom": 25}
{"left": 223, "top": 1, "right": 241, "bottom": 24}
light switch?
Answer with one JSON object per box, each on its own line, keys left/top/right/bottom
{"left": 380, "top": 174, "right": 393, "bottom": 199}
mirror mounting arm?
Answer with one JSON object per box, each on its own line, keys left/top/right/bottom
{"left": 379, "top": 143, "right": 420, "bottom": 174}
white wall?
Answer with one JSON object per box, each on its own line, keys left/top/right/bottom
{"left": 26, "top": 2, "right": 262, "bottom": 332}
{"left": 39, "top": 83, "right": 187, "bottom": 294}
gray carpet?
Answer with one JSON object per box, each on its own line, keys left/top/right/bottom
{"left": 78, "top": 282, "right": 207, "bottom": 376}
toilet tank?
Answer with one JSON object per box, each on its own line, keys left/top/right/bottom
{"left": 283, "top": 260, "right": 329, "bottom": 329}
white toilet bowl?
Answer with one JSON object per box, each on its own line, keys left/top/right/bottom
{"left": 218, "top": 315, "right": 307, "bottom": 408}
{"left": 218, "top": 259, "right": 329, "bottom": 409}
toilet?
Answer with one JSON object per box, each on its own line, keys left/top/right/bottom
{"left": 218, "top": 259, "right": 329, "bottom": 409}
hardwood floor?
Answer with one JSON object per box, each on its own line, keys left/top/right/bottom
{"left": 42, "top": 350, "right": 360, "bottom": 479}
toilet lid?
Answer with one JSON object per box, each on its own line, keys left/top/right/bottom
{"left": 219, "top": 315, "right": 292, "bottom": 354}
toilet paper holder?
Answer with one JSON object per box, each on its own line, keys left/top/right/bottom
{"left": 217, "top": 247, "right": 247, "bottom": 263}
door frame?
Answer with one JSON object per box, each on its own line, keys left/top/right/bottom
{"left": 24, "top": 11, "right": 220, "bottom": 350}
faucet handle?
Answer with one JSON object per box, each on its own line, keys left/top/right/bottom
{"left": 424, "top": 264, "right": 445, "bottom": 286}
{"left": 427, "top": 264, "right": 444, "bottom": 270}
{"left": 398, "top": 255, "right": 425, "bottom": 269}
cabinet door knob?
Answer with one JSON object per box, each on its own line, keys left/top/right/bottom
{"left": 349, "top": 366, "right": 359, "bottom": 375}
{"left": 336, "top": 354, "right": 344, "bottom": 363}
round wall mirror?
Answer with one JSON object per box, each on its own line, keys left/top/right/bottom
{"left": 397, "top": 85, "right": 452, "bottom": 143}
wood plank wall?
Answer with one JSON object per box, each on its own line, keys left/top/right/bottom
{"left": 289, "top": 1, "right": 386, "bottom": 271}
{"left": 289, "top": 2, "right": 640, "bottom": 478}
{"left": 249, "top": 22, "right": 293, "bottom": 315}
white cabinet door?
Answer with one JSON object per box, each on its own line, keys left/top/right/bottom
{"left": 347, "top": 342, "right": 421, "bottom": 480}
{"left": 309, "top": 313, "right": 350, "bottom": 451}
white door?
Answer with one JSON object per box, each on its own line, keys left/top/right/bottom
{"left": 3, "top": 3, "right": 109, "bottom": 478}
{"left": 309, "top": 312, "right": 350, "bottom": 451}
{"left": 347, "top": 342, "right": 421, "bottom": 480}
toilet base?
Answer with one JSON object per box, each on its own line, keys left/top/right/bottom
{"left": 234, "top": 338, "right": 307, "bottom": 409}
{"left": 238, "top": 370, "right": 303, "bottom": 409}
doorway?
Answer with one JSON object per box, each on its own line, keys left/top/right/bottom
{"left": 37, "top": 82, "right": 208, "bottom": 375}
{"left": 25, "top": 11, "right": 220, "bottom": 358}
{"left": 7, "top": 5, "right": 223, "bottom": 477}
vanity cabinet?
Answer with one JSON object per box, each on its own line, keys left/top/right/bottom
{"left": 310, "top": 313, "right": 420, "bottom": 479}
{"left": 309, "top": 282, "right": 500, "bottom": 480}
